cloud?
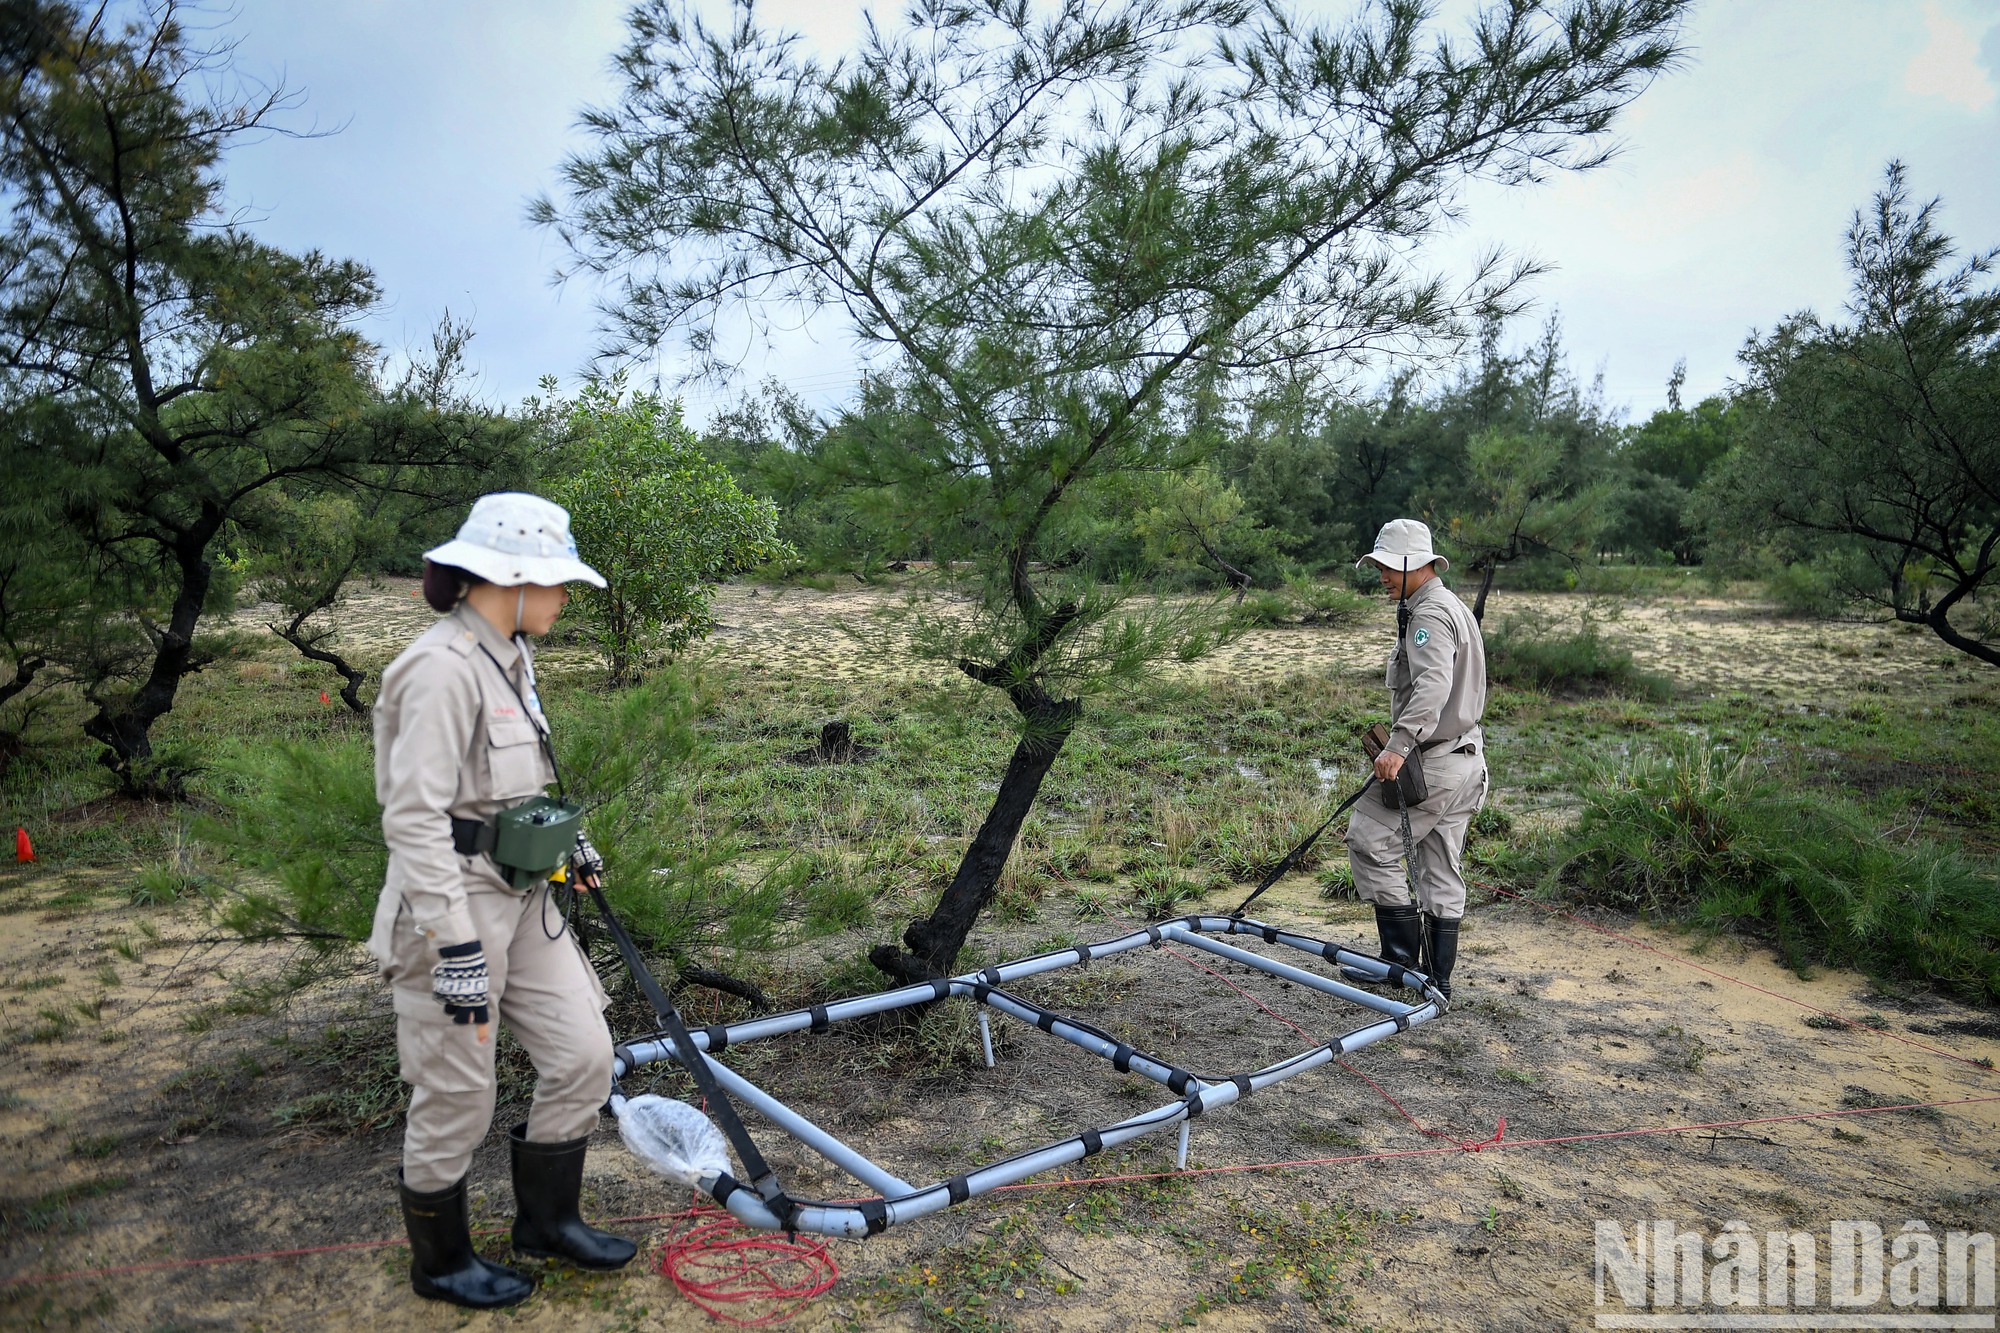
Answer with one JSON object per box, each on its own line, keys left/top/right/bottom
{"left": 1903, "top": 1, "right": 1997, "bottom": 111}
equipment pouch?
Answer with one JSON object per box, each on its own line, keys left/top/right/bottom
{"left": 492, "top": 796, "right": 585, "bottom": 889}
{"left": 1361, "top": 723, "right": 1428, "bottom": 810}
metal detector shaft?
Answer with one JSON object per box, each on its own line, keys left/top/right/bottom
{"left": 583, "top": 882, "right": 791, "bottom": 1217}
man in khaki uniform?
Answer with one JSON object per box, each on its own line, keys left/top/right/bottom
{"left": 369, "top": 493, "right": 634, "bottom": 1309}
{"left": 1343, "top": 518, "right": 1489, "bottom": 999}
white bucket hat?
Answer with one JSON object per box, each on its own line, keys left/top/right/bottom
{"left": 1355, "top": 518, "right": 1449, "bottom": 574}
{"left": 423, "top": 492, "right": 606, "bottom": 589}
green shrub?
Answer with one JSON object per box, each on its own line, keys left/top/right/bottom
{"left": 1131, "top": 864, "right": 1204, "bottom": 918}
{"left": 1284, "top": 577, "right": 1370, "bottom": 628}
{"left": 130, "top": 860, "right": 195, "bottom": 906}
{"left": 1767, "top": 562, "right": 1846, "bottom": 619}
{"left": 205, "top": 672, "right": 726, "bottom": 951}
{"left": 1485, "top": 616, "right": 1672, "bottom": 700}
{"left": 1545, "top": 737, "right": 2000, "bottom": 1004}
{"left": 1230, "top": 578, "right": 1370, "bottom": 629}
{"left": 1235, "top": 590, "right": 1297, "bottom": 627}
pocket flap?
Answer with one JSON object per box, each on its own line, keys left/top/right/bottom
{"left": 489, "top": 720, "right": 539, "bottom": 748}
{"left": 395, "top": 1008, "right": 495, "bottom": 1093}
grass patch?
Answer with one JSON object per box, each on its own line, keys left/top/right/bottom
{"left": 270, "top": 1017, "right": 409, "bottom": 1132}
{"left": 0, "top": 1176, "right": 130, "bottom": 1242}
{"left": 1542, "top": 736, "right": 2000, "bottom": 1004}
{"left": 1485, "top": 614, "right": 1673, "bottom": 700}
{"left": 68, "top": 1132, "right": 120, "bottom": 1160}
{"left": 1175, "top": 1198, "right": 1365, "bottom": 1326}
{"left": 867, "top": 1211, "right": 1054, "bottom": 1332}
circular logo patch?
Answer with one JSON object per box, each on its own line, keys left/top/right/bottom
{"left": 1413, "top": 627, "right": 1431, "bottom": 647}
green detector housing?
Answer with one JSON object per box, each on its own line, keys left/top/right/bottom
{"left": 492, "top": 796, "right": 585, "bottom": 889}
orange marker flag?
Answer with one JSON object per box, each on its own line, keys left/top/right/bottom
{"left": 14, "top": 828, "right": 33, "bottom": 862}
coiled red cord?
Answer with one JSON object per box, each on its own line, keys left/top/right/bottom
{"left": 654, "top": 1200, "right": 839, "bottom": 1327}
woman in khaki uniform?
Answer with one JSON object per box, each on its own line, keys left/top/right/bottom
{"left": 369, "top": 492, "right": 635, "bottom": 1309}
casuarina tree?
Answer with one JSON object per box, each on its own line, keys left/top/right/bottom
{"left": 0, "top": 1, "right": 519, "bottom": 782}
{"left": 538, "top": 0, "right": 1689, "bottom": 980}
{"left": 1713, "top": 163, "right": 1999, "bottom": 667}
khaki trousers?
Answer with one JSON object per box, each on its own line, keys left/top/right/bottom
{"left": 382, "top": 866, "right": 612, "bottom": 1193}
{"left": 1343, "top": 750, "right": 1488, "bottom": 920}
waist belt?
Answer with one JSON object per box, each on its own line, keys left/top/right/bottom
{"left": 450, "top": 816, "right": 498, "bottom": 857}
{"left": 1419, "top": 734, "right": 1478, "bottom": 755}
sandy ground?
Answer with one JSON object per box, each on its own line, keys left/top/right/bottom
{"left": 2, "top": 580, "right": 1995, "bottom": 1331}
{"left": 251, "top": 575, "right": 1959, "bottom": 699}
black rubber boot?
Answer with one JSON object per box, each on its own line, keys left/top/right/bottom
{"left": 509, "top": 1125, "right": 638, "bottom": 1271}
{"left": 399, "top": 1172, "right": 535, "bottom": 1309}
{"left": 1422, "top": 913, "right": 1461, "bottom": 1001}
{"left": 1342, "top": 903, "right": 1425, "bottom": 986}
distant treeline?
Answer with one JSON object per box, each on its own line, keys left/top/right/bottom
{"left": 699, "top": 315, "right": 1737, "bottom": 592}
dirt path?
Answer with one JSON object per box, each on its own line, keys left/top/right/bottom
{"left": 3, "top": 582, "right": 1994, "bottom": 1330}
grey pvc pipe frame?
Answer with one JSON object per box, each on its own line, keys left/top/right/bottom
{"left": 610, "top": 914, "right": 1444, "bottom": 1237}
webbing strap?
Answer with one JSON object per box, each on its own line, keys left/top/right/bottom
{"left": 1080, "top": 1129, "right": 1104, "bottom": 1156}
{"left": 1227, "top": 776, "right": 1375, "bottom": 919}
{"left": 585, "top": 885, "right": 788, "bottom": 1215}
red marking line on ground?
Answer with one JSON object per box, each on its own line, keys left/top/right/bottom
{"left": 8, "top": 1094, "right": 1996, "bottom": 1292}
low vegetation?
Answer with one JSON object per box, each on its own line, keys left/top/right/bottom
{"left": 1539, "top": 736, "right": 2000, "bottom": 1004}
{"left": 5, "top": 606, "right": 1994, "bottom": 1018}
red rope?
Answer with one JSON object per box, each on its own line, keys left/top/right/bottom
{"left": 1158, "top": 944, "right": 1507, "bottom": 1151}
{"left": 8, "top": 1093, "right": 1997, "bottom": 1292}
{"left": 10, "top": 902, "right": 1995, "bottom": 1301}
{"left": 991, "top": 1092, "right": 2000, "bottom": 1194}
{"left": 653, "top": 1199, "right": 838, "bottom": 1327}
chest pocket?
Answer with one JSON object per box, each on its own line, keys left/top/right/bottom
{"left": 484, "top": 719, "right": 548, "bottom": 800}
{"left": 1387, "top": 644, "right": 1412, "bottom": 689}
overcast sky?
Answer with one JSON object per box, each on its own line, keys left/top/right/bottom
{"left": 219, "top": 0, "right": 2000, "bottom": 427}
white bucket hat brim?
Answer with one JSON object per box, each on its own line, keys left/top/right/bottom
{"left": 424, "top": 492, "right": 607, "bottom": 589}
{"left": 1355, "top": 518, "right": 1448, "bottom": 574}
{"left": 423, "top": 539, "right": 607, "bottom": 589}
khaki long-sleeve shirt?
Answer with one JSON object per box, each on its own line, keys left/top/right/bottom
{"left": 1385, "top": 576, "right": 1488, "bottom": 759}
{"left": 367, "top": 606, "right": 555, "bottom": 963}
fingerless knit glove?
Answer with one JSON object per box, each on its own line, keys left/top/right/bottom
{"left": 432, "top": 940, "right": 490, "bottom": 1026}
{"left": 571, "top": 831, "right": 605, "bottom": 885}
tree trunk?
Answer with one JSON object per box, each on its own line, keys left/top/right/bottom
{"left": 1472, "top": 561, "right": 1497, "bottom": 623}
{"left": 872, "top": 693, "right": 1082, "bottom": 983}
{"left": 271, "top": 621, "right": 369, "bottom": 713}
{"left": 1912, "top": 571, "right": 2000, "bottom": 669}
{"left": 83, "top": 530, "right": 214, "bottom": 785}
{"left": 0, "top": 655, "right": 46, "bottom": 710}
